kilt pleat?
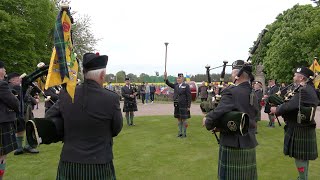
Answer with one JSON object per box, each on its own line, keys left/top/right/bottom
{"left": 0, "top": 122, "right": 17, "bottom": 155}
{"left": 123, "top": 101, "right": 137, "bottom": 112}
{"left": 284, "top": 126, "right": 318, "bottom": 160}
{"left": 174, "top": 107, "right": 190, "bottom": 119}
{"left": 57, "top": 161, "right": 116, "bottom": 180}
{"left": 218, "top": 145, "right": 257, "bottom": 180}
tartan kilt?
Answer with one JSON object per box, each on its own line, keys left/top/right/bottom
{"left": 174, "top": 106, "right": 190, "bottom": 119}
{"left": 218, "top": 145, "right": 257, "bottom": 180}
{"left": 0, "top": 122, "right": 18, "bottom": 156}
{"left": 122, "top": 101, "right": 137, "bottom": 112}
{"left": 57, "top": 161, "right": 116, "bottom": 180}
{"left": 283, "top": 126, "right": 318, "bottom": 160}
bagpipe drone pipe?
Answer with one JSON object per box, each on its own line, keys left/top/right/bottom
{"left": 203, "top": 28, "right": 269, "bottom": 143}
{"left": 21, "top": 63, "right": 64, "bottom": 148}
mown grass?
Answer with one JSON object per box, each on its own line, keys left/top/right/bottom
{"left": 5, "top": 116, "right": 320, "bottom": 180}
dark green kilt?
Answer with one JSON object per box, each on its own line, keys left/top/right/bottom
{"left": 122, "top": 101, "right": 137, "bottom": 112}
{"left": 0, "top": 122, "right": 17, "bottom": 155}
{"left": 174, "top": 106, "right": 190, "bottom": 119}
{"left": 56, "top": 161, "right": 116, "bottom": 180}
{"left": 218, "top": 146, "right": 257, "bottom": 180}
{"left": 284, "top": 126, "right": 318, "bottom": 160}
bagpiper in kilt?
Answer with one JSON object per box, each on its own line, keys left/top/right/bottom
{"left": 204, "top": 60, "right": 259, "bottom": 180}
{"left": 121, "top": 77, "right": 138, "bottom": 126}
{"left": 164, "top": 73, "right": 191, "bottom": 138}
{"left": 0, "top": 61, "right": 20, "bottom": 179}
{"left": 264, "top": 79, "right": 279, "bottom": 128}
{"left": 271, "top": 66, "right": 319, "bottom": 180}
{"left": 253, "top": 81, "right": 263, "bottom": 134}
{"left": 45, "top": 53, "right": 123, "bottom": 180}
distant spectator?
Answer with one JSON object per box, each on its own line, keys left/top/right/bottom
{"left": 140, "top": 82, "right": 146, "bottom": 104}
{"left": 145, "top": 82, "right": 150, "bottom": 104}
{"left": 150, "top": 83, "right": 156, "bottom": 103}
{"left": 198, "top": 81, "right": 208, "bottom": 102}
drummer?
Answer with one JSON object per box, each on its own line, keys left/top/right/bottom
{"left": 203, "top": 60, "right": 259, "bottom": 180}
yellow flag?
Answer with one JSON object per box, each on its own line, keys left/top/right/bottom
{"left": 45, "top": 9, "right": 78, "bottom": 101}
{"left": 309, "top": 59, "right": 320, "bottom": 72}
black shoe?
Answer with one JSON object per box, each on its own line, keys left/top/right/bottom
{"left": 23, "top": 147, "right": 39, "bottom": 154}
{"left": 14, "top": 149, "right": 24, "bottom": 155}
{"left": 177, "top": 134, "right": 182, "bottom": 137}
{"left": 182, "top": 134, "right": 187, "bottom": 138}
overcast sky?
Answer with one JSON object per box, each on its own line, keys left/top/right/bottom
{"left": 70, "top": 0, "right": 312, "bottom": 76}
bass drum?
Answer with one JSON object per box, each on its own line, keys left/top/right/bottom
{"left": 187, "top": 81, "right": 198, "bottom": 101}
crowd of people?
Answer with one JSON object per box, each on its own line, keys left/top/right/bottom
{"left": 0, "top": 56, "right": 319, "bottom": 180}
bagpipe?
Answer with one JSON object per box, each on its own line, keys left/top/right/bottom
{"left": 20, "top": 63, "right": 64, "bottom": 148}
{"left": 267, "top": 82, "right": 316, "bottom": 124}
{"left": 204, "top": 62, "right": 250, "bottom": 143}
{"left": 204, "top": 28, "right": 269, "bottom": 143}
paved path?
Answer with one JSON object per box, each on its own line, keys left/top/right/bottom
{"left": 33, "top": 101, "right": 320, "bottom": 128}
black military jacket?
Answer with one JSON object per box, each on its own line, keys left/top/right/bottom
{"left": 205, "top": 81, "right": 258, "bottom": 148}
{"left": 165, "top": 80, "right": 192, "bottom": 108}
{"left": 121, "top": 85, "right": 137, "bottom": 103}
{"left": 264, "top": 84, "right": 280, "bottom": 113}
{"left": 255, "top": 89, "right": 263, "bottom": 109}
{"left": 44, "top": 87, "right": 59, "bottom": 109}
{"left": 45, "top": 79, "right": 123, "bottom": 164}
{"left": 276, "top": 83, "right": 319, "bottom": 127}
{"left": 0, "top": 80, "right": 19, "bottom": 123}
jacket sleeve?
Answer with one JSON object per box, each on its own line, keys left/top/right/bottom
{"left": 165, "top": 79, "right": 175, "bottom": 89}
{"left": 111, "top": 95, "right": 123, "bottom": 137}
{"left": 186, "top": 84, "right": 192, "bottom": 108}
{"left": 121, "top": 87, "right": 130, "bottom": 98}
{"left": 0, "top": 81, "right": 19, "bottom": 112}
{"left": 205, "top": 88, "right": 234, "bottom": 130}
{"left": 276, "top": 91, "right": 299, "bottom": 116}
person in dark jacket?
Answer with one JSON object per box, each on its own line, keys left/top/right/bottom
{"left": 264, "top": 79, "right": 280, "bottom": 127}
{"left": 253, "top": 81, "right": 263, "bottom": 133}
{"left": 204, "top": 60, "right": 258, "bottom": 180}
{"left": 164, "top": 72, "right": 191, "bottom": 138}
{"left": 0, "top": 61, "right": 20, "bottom": 179}
{"left": 45, "top": 53, "right": 123, "bottom": 180}
{"left": 270, "top": 67, "right": 319, "bottom": 180}
{"left": 7, "top": 72, "right": 39, "bottom": 155}
{"left": 121, "top": 77, "right": 138, "bottom": 126}
{"left": 150, "top": 83, "right": 156, "bottom": 103}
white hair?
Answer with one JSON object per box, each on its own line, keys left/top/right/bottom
{"left": 84, "top": 68, "right": 105, "bottom": 81}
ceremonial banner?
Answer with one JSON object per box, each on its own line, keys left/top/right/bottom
{"left": 309, "top": 58, "right": 320, "bottom": 88}
{"left": 45, "top": 6, "right": 78, "bottom": 100}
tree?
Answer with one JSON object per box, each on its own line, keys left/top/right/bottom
{"left": 126, "top": 73, "right": 138, "bottom": 82}
{"left": 0, "top": 0, "right": 56, "bottom": 73}
{"left": 251, "top": 4, "right": 320, "bottom": 82}
{"left": 311, "top": 0, "right": 320, "bottom": 6}
{"left": 116, "top": 70, "right": 126, "bottom": 83}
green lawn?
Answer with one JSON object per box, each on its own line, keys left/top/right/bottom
{"left": 5, "top": 116, "right": 320, "bottom": 180}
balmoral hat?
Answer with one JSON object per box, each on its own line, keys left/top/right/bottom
{"left": 296, "top": 67, "right": 314, "bottom": 79}
{"left": 83, "top": 52, "right": 108, "bottom": 72}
